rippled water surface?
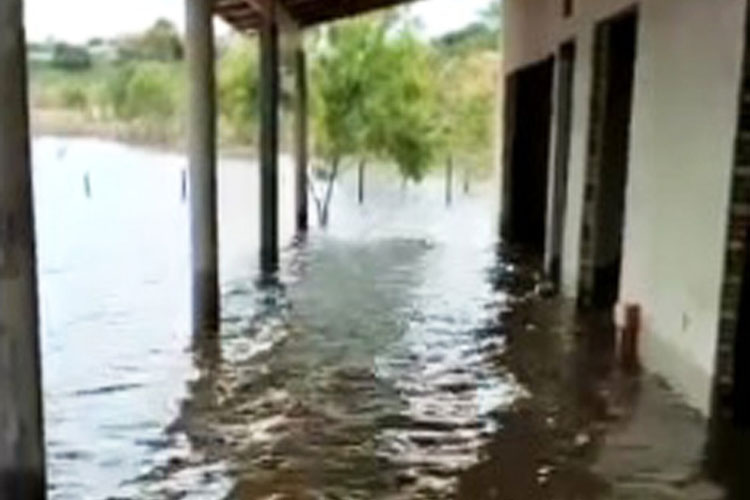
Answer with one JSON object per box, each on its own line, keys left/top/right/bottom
{"left": 36, "top": 137, "right": 517, "bottom": 499}
{"left": 36, "top": 137, "right": 745, "bottom": 500}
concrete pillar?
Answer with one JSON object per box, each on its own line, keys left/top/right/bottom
{"left": 0, "top": 0, "right": 46, "bottom": 497}
{"left": 259, "top": 8, "right": 280, "bottom": 273}
{"left": 186, "top": 0, "right": 219, "bottom": 333}
{"left": 294, "top": 48, "right": 309, "bottom": 232}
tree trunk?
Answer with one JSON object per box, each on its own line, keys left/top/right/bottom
{"left": 310, "top": 158, "right": 340, "bottom": 227}
{"left": 358, "top": 159, "right": 366, "bottom": 205}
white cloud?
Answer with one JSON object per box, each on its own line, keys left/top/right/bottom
{"left": 25, "top": 0, "right": 185, "bottom": 43}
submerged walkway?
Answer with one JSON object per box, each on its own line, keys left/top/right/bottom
{"left": 37, "top": 139, "right": 746, "bottom": 499}
{"left": 461, "top": 294, "right": 748, "bottom": 500}
{"left": 135, "top": 174, "right": 744, "bottom": 499}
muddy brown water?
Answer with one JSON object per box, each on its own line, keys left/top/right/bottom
{"left": 35, "top": 137, "right": 746, "bottom": 499}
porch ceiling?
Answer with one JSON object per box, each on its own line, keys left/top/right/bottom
{"left": 214, "top": 0, "right": 415, "bottom": 31}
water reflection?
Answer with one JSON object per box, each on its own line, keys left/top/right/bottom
{"left": 43, "top": 138, "right": 513, "bottom": 498}
{"left": 705, "top": 420, "right": 750, "bottom": 500}
{"left": 37, "top": 137, "right": 748, "bottom": 499}
{"left": 36, "top": 138, "right": 194, "bottom": 500}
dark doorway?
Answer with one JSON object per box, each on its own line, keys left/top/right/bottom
{"left": 579, "top": 11, "right": 638, "bottom": 308}
{"left": 502, "top": 57, "right": 555, "bottom": 255}
{"left": 548, "top": 41, "right": 576, "bottom": 286}
{"left": 735, "top": 230, "right": 750, "bottom": 425}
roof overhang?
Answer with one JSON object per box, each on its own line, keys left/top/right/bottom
{"left": 214, "top": 0, "right": 417, "bottom": 32}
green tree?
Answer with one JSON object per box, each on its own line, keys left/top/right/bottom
{"left": 218, "top": 37, "right": 260, "bottom": 144}
{"left": 435, "top": 0, "right": 502, "bottom": 55}
{"left": 118, "top": 19, "right": 184, "bottom": 62}
{"left": 309, "top": 16, "right": 437, "bottom": 224}
{"left": 52, "top": 43, "right": 92, "bottom": 71}
{"left": 480, "top": 0, "right": 502, "bottom": 36}
{"left": 435, "top": 49, "right": 498, "bottom": 196}
{"left": 309, "top": 19, "right": 381, "bottom": 223}
{"left": 367, "top": 31, "right": 438, "bottom": 183}
{"left": 106, "top": 63, "right": 180, "bottom": 121}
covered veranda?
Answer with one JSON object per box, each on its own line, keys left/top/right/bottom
{"left": 0, "top": 0, "right": 454, "bottom": 496}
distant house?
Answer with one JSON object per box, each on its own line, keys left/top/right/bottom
{"left": 501, "top": 0, "right": 750, "bottom": 423}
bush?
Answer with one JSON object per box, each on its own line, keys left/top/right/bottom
{"left": 106, "top": 63, "right": 180, "bottom": 121}
{"left": 218, "top": 38, "right": 259, "bottom": 143}
{"left": 59, "top": 84, "right": 88, "bottom": 109}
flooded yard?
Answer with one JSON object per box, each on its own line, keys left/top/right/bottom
{"left": 34, "top": 137, "right": 746, "bottom": 499}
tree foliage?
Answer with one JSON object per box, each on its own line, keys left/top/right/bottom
{"left": 29, "top": 2, "right": 500, "bottom": 183}
{"left": 106, "top": 63, "right": 181, "bottom": 121}
{"left": 118, "top": 19, "right": 184, "bottom": 62}
{"left": 308, "top": 15, "right": 439, "bottom": 223}
{"left": 310, "top": 19, "right": 384, "bottom": 162}
{"left": 436, "top": 1, "right": 501, "bottom": 55}
{"left": 218, "top": 37, "right": 260, "bottom": 143}
{"left": 435, "top": 50, "right": 497, "bottom": 182}
{"left": 52, "top": 43, "right": 92, "bottom": 71}
{"left": 367, "top": 31, "right": 438, "bottom": 182}
{"left": 433, "top": 2, "right": 500, "bottom": 186}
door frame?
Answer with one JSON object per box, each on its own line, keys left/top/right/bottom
{"left": 545, "top": 39, "right": 577, "bottom": 288}
{"left": 577, "top": 7, "right": 639, "bottom": 308}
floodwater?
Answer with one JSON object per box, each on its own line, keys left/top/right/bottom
{"left": 34, "top": 137, "right": 746, "bottom": 500}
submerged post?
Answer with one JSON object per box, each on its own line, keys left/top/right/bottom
{"left": 186, "top": 0, "right": 219, "bottom": 333}
{"left": 446, "top": 155, "right": 454, "bottom": 206}
{"left": 260, "top": 5, "right": 281, "bottom": 272}
{"left": 295, "top": 48, "right": 309, "bottom": 232}
{"left": 0, "top": 0, "right": 46, "bottom": 497}
{"left": 358, "top": 160, "right": 365, "bottom": 205}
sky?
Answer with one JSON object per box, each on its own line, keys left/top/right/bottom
{"left": 24, "top": 0, "right": 493, "bottom": 43}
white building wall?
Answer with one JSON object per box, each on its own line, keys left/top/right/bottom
{"left": 504, "top": 0, "right": 747, "bottom": 412}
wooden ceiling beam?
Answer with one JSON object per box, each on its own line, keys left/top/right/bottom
{"left": 214, "top": 0, "right": 262, "bottom": 31}
{"left": 215, "top": 0, "right": 418, "bottom": 33}
{"left": 291, "top": 0, "right": 416, "bottom": 26}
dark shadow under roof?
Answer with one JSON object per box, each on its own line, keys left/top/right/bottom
{"left": 215, "top": 0, "right": 417, "bottom": 31}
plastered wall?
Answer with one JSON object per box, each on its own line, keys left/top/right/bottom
{"left": 503, "top": 0, "right": 748, "bottom": 412}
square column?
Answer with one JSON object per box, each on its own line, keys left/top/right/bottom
{"left": 0, "top": 0, "right": 46, "bottom": 497}
{"left": 259, "top": 6, "right": 281, "bottom": 273}
{"left": 295, "top": 48, "right": 309, "bottom": 232}
{"left": 186, "top": 0, "right": 219, "bottom": 333}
